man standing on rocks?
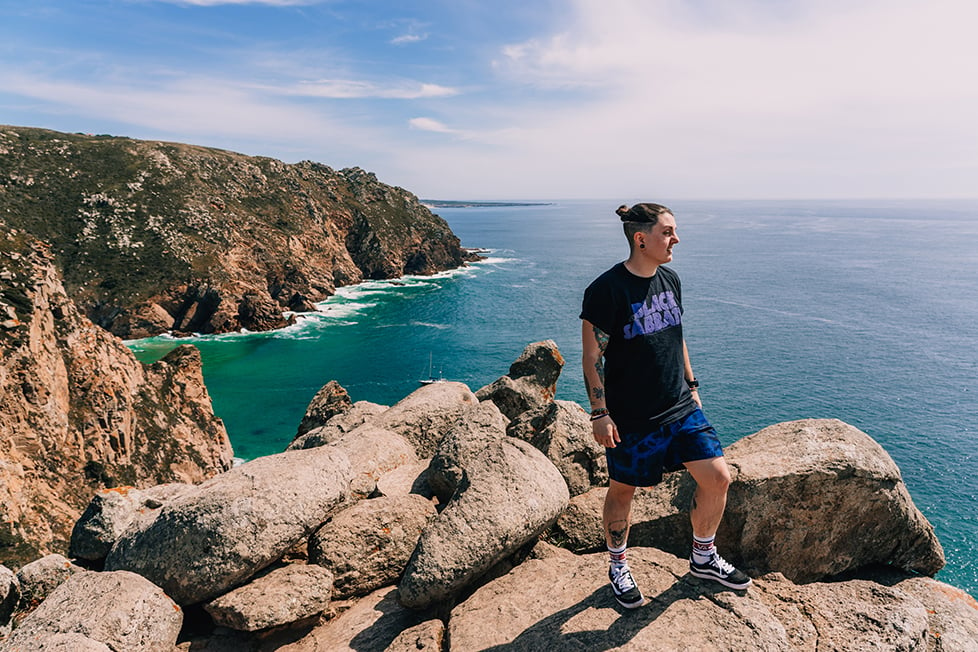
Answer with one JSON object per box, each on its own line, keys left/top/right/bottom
{"left": 580, "top": 202, "right": 751, "bottom": 609}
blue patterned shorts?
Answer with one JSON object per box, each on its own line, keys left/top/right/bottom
{"left": 606, "top": 408, "right": 724, "bottom": 487}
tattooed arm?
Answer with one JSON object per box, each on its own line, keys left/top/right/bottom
{"left": 581, "top": 319, "right": 620, "bottom": 448}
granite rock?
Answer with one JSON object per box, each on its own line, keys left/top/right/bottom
{"left": 204, "top": 564, "right": 334, "bottom": 632}
{"left": 105, "top": 446, "right": 353, "bottom": 605}
{"left": 3, "top": 570, "right": 182, "bottom": 652}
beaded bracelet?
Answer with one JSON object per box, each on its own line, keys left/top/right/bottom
{"left": 589, "top": 408, "right": 610, "bottom": 421}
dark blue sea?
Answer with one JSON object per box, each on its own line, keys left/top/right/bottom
{"left": 130, "top": 199, "right": 978, "bottom": 597}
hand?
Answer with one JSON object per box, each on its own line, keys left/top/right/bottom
{"left": 690, "top": 387, "right": 702, "bottom": 408}
{"left": 592, "top": 416, "right": 620, "bottom": 448}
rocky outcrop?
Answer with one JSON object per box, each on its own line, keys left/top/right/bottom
{"left": 0, "top": 125, "right": 478, "bottom": 338}
{"left": 267, "top": 586, "right": 444, "bottom": 652}
{"left": 551, "top": 419, "right": 947, "bottom": 583}
{"left": 369, "top": 381, "right": 479, "bottom": 457}
{"left": 2, "top": 342, "right": 974, "bottom": 650}
{"left": 68, "top": 483, "right": 194, "bottom": 561}
{"left": 309, "top": 494, "right": 437, "bottom": 599}
{"left": 722, "top": 419, "right": 946, "bottom": 581}
{"left": 12, "top": 555, "right": 82, "bottom": 611}
{"left": 294, "top": 380, "right": 352, "bottom": 438}
{"left": 104, "top": 446, "right": 354, "bottom": 605}
{"left": 0, "top": 227, "right": 233, "bottom": 568}
{"left": 476, "top": 339, "right": 564, "bottom": 419}
{"left": 448, "top": 545, "right": 956, "bottom": 652}
{"left": 203, "top": 564, "right": 334, "bottom": 632}
{"left": 399, "top": 436, "right": 570, "bottom": 609}
{"left": 288, "top": 400, "right": 387, "bottom": 451}
{"left": 3, "top": 570, "right": 182, "bottom": 652}
{"left": 427, "top": 401, "right": 509, "bottom": 503}
{"left": 507, "top": 399, "right": 608, "bottom": 497}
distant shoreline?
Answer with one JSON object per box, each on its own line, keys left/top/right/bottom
{"left": 423, "top": 200, "right": 553, "bottom": 208}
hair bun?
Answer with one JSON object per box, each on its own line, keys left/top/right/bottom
{"left": 616, "top": 205, "right": 631, "bottom": 220}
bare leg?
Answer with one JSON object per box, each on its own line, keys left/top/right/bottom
{"left": 604, "top": 479, "right": 637, "bottom": 548}
{"left": 683, "top": 457, "right": 731, "bottom": 538}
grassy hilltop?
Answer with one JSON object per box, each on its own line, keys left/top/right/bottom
{"left": 0, "top": 126, "right": 474, "bottom": 337}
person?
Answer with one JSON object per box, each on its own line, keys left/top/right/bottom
{"left": 580, "top": 202, "right": 751, "bottom": 609}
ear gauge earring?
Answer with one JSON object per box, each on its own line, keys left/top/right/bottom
{"left": 639, "top": 243, "right": 645, "bottom": 249}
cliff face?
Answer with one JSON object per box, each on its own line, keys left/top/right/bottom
{"left": 0, "top": 226, "right": 233, "bottom": 568}
{"left": 0, "top": 126, "right": 475, "bottom": 338}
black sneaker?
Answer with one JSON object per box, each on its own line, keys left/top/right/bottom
{"left": 689, "top": 553, "right": 752, "bottom": 590}
{"left": 609, "top": 564, "right": 645, "bottom": 608}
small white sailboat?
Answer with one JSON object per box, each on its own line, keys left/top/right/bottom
{"left": 419, "top": 352, "right": 446, "bottom": 385}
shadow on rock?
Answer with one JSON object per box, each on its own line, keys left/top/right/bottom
{"left": 477, "top": 579, "right": 706, "bottom": 652}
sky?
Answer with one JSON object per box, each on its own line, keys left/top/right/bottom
{"left": 1, "top": 0, "right": 976, "bottom": 200}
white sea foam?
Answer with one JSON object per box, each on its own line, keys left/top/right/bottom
{"left": 409, "top": 321, "right": 451, "bottom": 329}
{"left": 125, "top": 258, "right": 497, "bottom": 347}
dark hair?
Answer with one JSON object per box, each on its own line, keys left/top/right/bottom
{"left": 617, "top": 203, "right": 672, "bottom": 247}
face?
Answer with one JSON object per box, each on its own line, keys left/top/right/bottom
{"left": 636, "top": 212, "right": 679, "bottom": 264}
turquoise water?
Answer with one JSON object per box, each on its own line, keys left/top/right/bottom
{"left": 130, "top": 199, "right": 978, "bottom": 596}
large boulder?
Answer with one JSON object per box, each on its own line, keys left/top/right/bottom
{"left": 374, "top": 460, "right": 434, "bottom": 499}
{"left": 369, "top": 382, "right": 479, "bottom": 456}
{"left": 13, "top": 554, "right": 83, "bottom": 611}
{"left": 427, "top": 401, "right": 509, "bottom": 503}
{"left": 294, "top": 380, "right": 353, "bottom": 438}
{"left": 309, "top": 494, "right": 437, "bottom": 599}
{"left": 328, "top": 425, "right": 418, "bottom": 498}
{"left": 722, "top": 419, "right": 945, "bottom": 581}
{"left": 551, "top": 419, "right": 945, "bottom": 584}
{"left": 398, "top": 438, "right": 570, "bottom": 608}
{"left": 447, "top": 546, "right": 973, "bottom": 651}
{"left": 508, "top": 400, "right": 608, "bottom": 497}
{"left": 288, "top": 401, "right": 387, "bottom": 451}
{"left": 3, "top": 570, "right": 182, "bottom": 652}
{"left": 104, "top": 446, "right": 354, "bottom": 605}
{"left": 203, "top": 564, "right": 334, "bottom": 632}
{"left": 68, "top": 483, "right": 194, "bottom": 561}
{"left": 476, "top": 340, "right": 564, "bottom": 420}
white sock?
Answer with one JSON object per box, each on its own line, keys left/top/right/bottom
{"left": 691, "top": 534, "right": 716, "bottom": 564}
{"left": 608, "top": 543, "right": 627, "bottom": 569}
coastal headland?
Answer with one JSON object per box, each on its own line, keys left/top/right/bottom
{"left": 0, "top": 126, "right": 477, "bottom": 339}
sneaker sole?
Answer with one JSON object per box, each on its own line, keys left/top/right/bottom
{"left": 614, "top": 594, "right": 647, "bottom": 609}
{"left": 688, "top": 568, "right": 752, "bottom": 590}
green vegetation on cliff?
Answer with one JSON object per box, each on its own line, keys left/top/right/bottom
{"left": 0, "top": 125, "right": 474, "bottom": 338}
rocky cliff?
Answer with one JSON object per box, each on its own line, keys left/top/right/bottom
{"left": 2, "top": 342, "right": 976, "bottom": 651}
{"left": 0, "top": 226, "right": 233, "bottom": 568}
{"left": 0, "top": 126, "right": 476, "bottom": 338}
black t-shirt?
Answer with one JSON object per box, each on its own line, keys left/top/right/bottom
{"left": 580, "top": 263, "right": 696, "bottom": 431}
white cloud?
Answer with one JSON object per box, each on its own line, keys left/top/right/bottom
{"left": 5, "top": 0, "right": 975, "bottom": 199}
{"left": 292, "top": 79, "right": 458, "bottom": 99}
{"left": 0, "top": 68, "right": 383, "bottom": 165}
{"left": 460, "top": 0, "right": 978, "bottom": 198}
{"left": 409, "top": 117, "right": 459, "bottom": 135}
{"left": 391, "top": 33, "right": 428, "bottom": 46}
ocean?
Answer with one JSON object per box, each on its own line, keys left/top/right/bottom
{"left": 129, "top": 199, "right": 978, "bottom": 597}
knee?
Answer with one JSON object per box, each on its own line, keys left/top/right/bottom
{"left": 606, "top": 482, "right": 636, "bottom": 508}
{"left": 698, "top": 464, "right": 731, "bottom": 496}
